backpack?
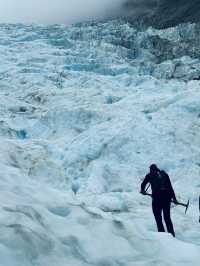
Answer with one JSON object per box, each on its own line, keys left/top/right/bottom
{"left": 151, "top": 170, "right": 169, "bottom": 192}
{"left": 156, "top": 170, "right": 169, "bottom": 191}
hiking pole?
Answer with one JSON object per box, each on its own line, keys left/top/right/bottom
{"left": 140, "top": 192, "right": 190, "bottom": 214}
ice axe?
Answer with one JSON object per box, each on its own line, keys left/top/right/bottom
{"left": 140, "top": 191, "right": 190, "bottom": 214}
{"left": 174, "top": 199, "right": 190, "bottom": 214}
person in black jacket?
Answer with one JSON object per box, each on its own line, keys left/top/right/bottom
{"left": 140, "top": 164, "right": 177, "bottom": 237}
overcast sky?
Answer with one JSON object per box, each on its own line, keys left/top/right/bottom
{"left": 0, "top": 0, "right": 125, "bottom": 24}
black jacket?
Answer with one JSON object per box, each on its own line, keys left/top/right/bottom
{"left": 141, "top": 170, "right": 176, "bottom": 201}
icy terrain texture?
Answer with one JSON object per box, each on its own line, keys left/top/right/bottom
{"left": 0, "top": 20, "right": 200, "bottom": 265}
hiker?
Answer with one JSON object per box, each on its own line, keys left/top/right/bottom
{"left": 140, "top": 164, "right": 178, "bottom": 237}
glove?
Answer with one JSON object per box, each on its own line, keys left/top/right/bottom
{"left": 140, "top": 190, "right": 146, "bottom": 195}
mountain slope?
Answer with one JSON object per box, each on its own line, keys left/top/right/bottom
{"left": 123, "top": 0, "right": 200, "bottom": 28}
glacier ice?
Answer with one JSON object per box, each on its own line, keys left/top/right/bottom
{"left": 0, "top": 20, "right": 200, "bottom": 265}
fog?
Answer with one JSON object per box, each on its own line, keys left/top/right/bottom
{"left": 0, "top": 0, "right": 125, "bottom": 24}
{"left": 122, "top": 0, "right": 159, "bottom": 17}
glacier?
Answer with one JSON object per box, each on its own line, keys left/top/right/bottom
{"left": 0, "top": 20, "right": 200, "bottom": 265}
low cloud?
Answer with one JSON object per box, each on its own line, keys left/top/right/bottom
{"left": 0, "top": 0, "right": 125, "bottom": 24}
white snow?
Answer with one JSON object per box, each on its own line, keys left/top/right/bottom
{"left": 0, "top": 20, "right": 200, "bottom": 265}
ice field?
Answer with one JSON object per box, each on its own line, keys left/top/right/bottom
{"left": 0, "top": 20, "right": 200, "bottom": 265}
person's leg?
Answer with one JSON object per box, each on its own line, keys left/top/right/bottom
{"left": 152, "top": 199, "right": 165, "bottom": 232}
{"left": 163, "top": 200, "right": 175, "bottom": 237}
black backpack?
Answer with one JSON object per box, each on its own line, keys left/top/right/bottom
{"left": 151, "top": 170, "right": 169, "bottom": 192}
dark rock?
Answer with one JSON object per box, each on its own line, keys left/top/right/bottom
{"left": 122, "top": 0, "right": 200, "bottom": 29}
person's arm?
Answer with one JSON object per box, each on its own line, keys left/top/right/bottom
{"left": 167, "top": 174, "right": 177, "bottom": 202}
{"left": 140, "top": 174, "right": 150, "bottom": 194}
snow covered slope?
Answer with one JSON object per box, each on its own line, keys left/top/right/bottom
{"left": 0, "top": 20, "right": 200, "bottom": 265}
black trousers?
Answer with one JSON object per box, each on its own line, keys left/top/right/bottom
{"left": 152, "top": 192, "right": 175, "bottom": 237}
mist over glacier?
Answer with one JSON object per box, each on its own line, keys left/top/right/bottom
{"left": 0, "top": 0, "right": 125, "bottom": 24}
{"left": 1, "top": 0, "right": 199, "bottom": 27}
